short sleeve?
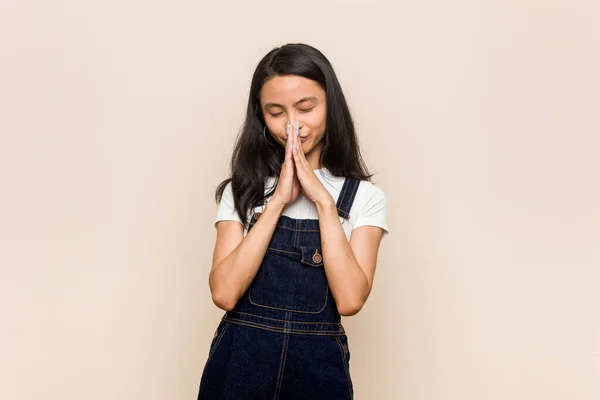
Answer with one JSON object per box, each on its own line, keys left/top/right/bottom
{"left": 352, "top": 185, "right": 389, "bottom": 236}
{"left": 214, "top": 182, "right": 244, "bottom": 227}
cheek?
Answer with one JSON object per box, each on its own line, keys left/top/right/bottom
{"left": 305, "top": 111, "right": 327, "bottom": 132}
{"left": 265, "top": 117, "right": 287, "bottom": 136}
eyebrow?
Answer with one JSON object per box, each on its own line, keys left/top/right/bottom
{"left": 263, "top": 96, "right": 318, "bottom": 109}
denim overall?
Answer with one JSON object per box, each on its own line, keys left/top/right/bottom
{"left": 198, "top": 178, "right": 361, "bottom": 400}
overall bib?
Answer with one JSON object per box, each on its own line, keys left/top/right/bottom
{"left": 198, "top": 178, "right": 361, "bottom": 400}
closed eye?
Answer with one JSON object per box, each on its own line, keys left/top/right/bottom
{"left": 299, "top": 107, "right": 315, "bottom": 113}
{"left": 269, "top": 112, "right": 284, "bottom": 117}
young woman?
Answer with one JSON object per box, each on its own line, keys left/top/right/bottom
{"left": 197, "top": 43, "right": 388, "bottom": 400}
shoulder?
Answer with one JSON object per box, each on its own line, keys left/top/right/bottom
{"left": 350, "top": 179, "right": 388, "bottom": 234}
{"left": 219, "top": 180, "right": 235, "bottom": 204}
{"left": 355, "top": 179, "right": 387, "bottom": 205}
{"left": 215, "top": 180, "right": 244, "bottom": 226}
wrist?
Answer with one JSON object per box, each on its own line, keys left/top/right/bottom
{"left": 266, "top": 196, "right": 286, "bottom": 215}
{"left": 315, "top": 193, "right": 335, "bottom": 211}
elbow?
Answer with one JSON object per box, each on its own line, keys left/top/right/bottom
{"left": 210, "top": 289, "right": 238, "bottom": 312}
{"left": 209, "top": 271, "right": 238, "bottom": 311}
{"left": 336, "top": 299, "right": 365, "bottom": 317}
{"left": 211, "top": 292, "right": 236, "bottom": 311}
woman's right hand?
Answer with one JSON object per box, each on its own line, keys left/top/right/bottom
{"left": 271, "top": 121, "right": 300, "bottom": 206}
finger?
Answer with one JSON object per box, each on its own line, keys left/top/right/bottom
{"left": 286, "top": 139, "right": 292, "bottom": 163}
{"left": 290, "top": 121, "right": 296, "bottom": 152}
{"left": 292, "top": 123, "right": 304, "bottom": 157}
{"left": 295, "top": 125, "right": 309, "bottom": 163}
{"left": 291, "top": 130, "right": 298, "bottom": 158}
{"left": 292, "top": 121, "right": 301, "bottom": 154}
{"left": 292, "top": 139, "right": 305, "bottom": 172}
{"left": 292, "top": 134, "right": 308, "bottom": 168}
{"left": 286, "top": 121, "right": 292, "bottom": 148}
{"left": 285, "top": 122, "right": 293, "bottom": 160}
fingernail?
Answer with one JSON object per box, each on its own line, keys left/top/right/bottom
{"left": 296, "top": 120, "right": 300, "bottom": 136}
{"left": 286, "top": 121, "right": 290, "bottom": 136}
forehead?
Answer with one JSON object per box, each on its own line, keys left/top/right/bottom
{"left": 260, "top": 75, "right": 325, "bottom": 105}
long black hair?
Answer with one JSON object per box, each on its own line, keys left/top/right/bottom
{"left": 215, "top": 43, "right": 372, "bottom": 229}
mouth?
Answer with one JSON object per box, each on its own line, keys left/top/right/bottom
{"left": 299, "top": 136, "right": 309, "bottom": 142}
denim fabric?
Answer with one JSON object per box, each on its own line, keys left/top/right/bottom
{"left": 198, "top": 178, "right": 360, "bottom": 400}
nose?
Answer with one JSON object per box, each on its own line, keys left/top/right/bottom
{"left": 286, "top": 119, "right": 302, "bottom": 134}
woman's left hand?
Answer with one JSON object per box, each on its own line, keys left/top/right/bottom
{"left": 291, "top": 126, "right": 333, "bottom": 206}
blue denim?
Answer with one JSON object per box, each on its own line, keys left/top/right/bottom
{"left": 198, "top": 178, "right": 361, "bottom": 400}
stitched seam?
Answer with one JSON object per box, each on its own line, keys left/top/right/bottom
{"left": 228, "top": 311, "right": 343, "bottom": 324}
{"left": 250, "top": 284, "right": 329, "bottom": 315}
{"left": 336, "top": 336, "right": 353, "bottom": 399}
{"left": 293, "top": 219, "right": 300, "bottom": 247}
{"left": 223, "top": 319, "right": 344, "bottom": 335}
{"left": 337, "top": 178, "right": 349, "bottom": 210}
{"left": 317, "top": 286, "right": 329, "bottom": 313}
{"left": 338, "top": 179, "right": 359, "bottom": 217}
{"left": 275, "top": 225, "right": 320, "bottom": 232}
{"left": 345, "top": 179, "right": 360, "bottom": 215}
{"left": 300, "top": 260, "right": 324, "bottom": 268}
{"left": 267, "top": 247, "right": 300, "bottom": 255}
{"left": 222, "top": 318, "right": 341, "bottom": 333}
{"left": 337, "top": 209, "right": 350, "bottom": 219}
{"left": 207, "top": 322, "right": 230, "bottom": 362}
{"left": 273, "top": 333, "right": 289, "bottom": 400}
{"left": 247, "top": 295, "right": 327, "bottom": 314}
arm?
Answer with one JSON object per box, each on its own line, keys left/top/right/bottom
{"left": 316, "top": 197, "right": 384, "bottom": 316}
{"left": 209, "top": 129, "right": 299, "bottom": 311}
{"left": 209, "top": 197, "right": 286, "bottom": 311}
{"left": 289, "top": 127, "right": 386, "bottom": 316}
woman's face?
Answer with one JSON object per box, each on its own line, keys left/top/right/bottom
{"left": 260, "top": 75, "right": 327, "bottom": 169}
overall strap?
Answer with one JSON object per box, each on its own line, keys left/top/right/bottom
{"left": 335, "top": 178, "right": 361, "bottom": 220}
{"left": 249, "top": 199, "right": 266, "bottom": 223}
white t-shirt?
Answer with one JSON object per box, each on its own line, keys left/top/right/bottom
{"left": 215, "top": 168, "right": 389, "bottom": 241}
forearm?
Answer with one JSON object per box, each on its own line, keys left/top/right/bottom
{"left": 316, "top": 197, "right": 370, "bottom": 316}
{"left": 209, "top": 198, "right": 286, "bottom": 310}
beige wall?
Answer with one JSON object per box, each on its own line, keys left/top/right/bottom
{"left": 1, "top": 0, "right": 599, "bottom": 399}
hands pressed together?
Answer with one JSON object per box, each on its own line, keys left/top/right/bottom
{"left": 271, "top": 121, "right": 332, "bottom": 208}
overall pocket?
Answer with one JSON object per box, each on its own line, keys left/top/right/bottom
{"left": 249, "top": 242, "right": 329, "bottom": 313}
